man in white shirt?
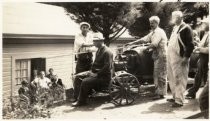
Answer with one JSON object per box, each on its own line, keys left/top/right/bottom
{"left": 32, "top": 71, "right": 51, "bottom": 89}
{"left": 74, "top": 22, "right": 95, "bottom": 74}
{"left": 127, "top": 16, "right": 168, "bottom": 100}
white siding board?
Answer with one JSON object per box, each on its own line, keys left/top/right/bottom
{"left": 3, "top": 80, "right": 11, "bottom": 87}
{"left": 3, "top": 67, "right": 12, "bottom": 73}
{"left": 3, "top": 85, "right": 12, "bottom": 95}
{"left": 3, "top": 71, "right": 11, "bottom": 77}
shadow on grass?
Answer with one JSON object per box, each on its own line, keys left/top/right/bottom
{"left": 141, "top": 102, "right": 175, "bottom": 114}
{"left": 140, "top": 97, "right": 200, "bottom": 115}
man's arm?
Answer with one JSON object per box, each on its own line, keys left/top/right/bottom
{"left": 96, "top": 51, "right": 113, "bottom": 77}
{"left": 126, "top": 33, "right": 151, "bottom": 45}
{"left": 74, "top": 35, "right": 94, "bottom": 48}
{"left": 182, "top": 26, "right": 194, "bottom": 58}
{"left": 146, "top": 31, "right": 162, "bottom": 50}
{"left": 194, "top": 47, "right": 209, "bottom": 54}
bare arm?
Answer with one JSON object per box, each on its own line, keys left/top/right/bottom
{"left": 126, "top": 33, "right": 151, "bottom": 45}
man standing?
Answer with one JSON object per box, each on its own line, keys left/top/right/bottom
{"left": 186, "top": 18, "right": 209, "bottom": 99}
{"left": 127, "top": 16, "right": 168, "bottom": 100}
{"left": 167, "top": 11, "right": 194, "bottom": 107}
{"left": 72, "top": 36, "right": 113, "bottom": 106}
{"left": 74, "top": 22, "right": 95, "bottom": 74}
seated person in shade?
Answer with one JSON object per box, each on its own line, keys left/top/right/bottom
{"left": 46, "top": 68, "right": 56, "bottom": 82}
{"left": 18, "top": 80, "right": 31, "bottom": 107}
{"left": 72, "top": 35, "right": 113, "bottom": 106}
{"left": 50, "top": 75, "right": 65, "bottom": 100}
{"left": 31, "top": 71, "right": 52, "bottom": 106}
{"left": 30, "top": 69, "right": 39, "bottom": 103}
{"left": 31, "top": 71, "right": 51, "bottom": 93}
{"left": 31, "top": 69, "right": 39, "bottom": 82}
{"left": 51, "top": 75, "right": 64, "bottom": 88}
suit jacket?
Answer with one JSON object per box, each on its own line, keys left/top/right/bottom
{"left": 91, "top": 46, "right": 113, "bottom": 78}
{"left": 177, "top": 23, "right": 194, "bottom": 58}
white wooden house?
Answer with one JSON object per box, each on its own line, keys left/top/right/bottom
{"left": 2, "top": 2, "right": 135, "bottom": 99}
{"left": 3, "top": 34, "right": 75, "bottom": 98}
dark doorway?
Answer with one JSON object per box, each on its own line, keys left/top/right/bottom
{"left": 31, "top": 58, "right": 46, "bottom": 81}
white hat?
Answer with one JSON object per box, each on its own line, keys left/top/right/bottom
{"left": 80, "top": 22, "right": 90, "bottom": 28}
{"left": 93, "top": 33, "right": 104, "bottom": 41}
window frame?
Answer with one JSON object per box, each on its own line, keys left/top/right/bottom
{"left": 15, "top": 59, "right": 31, "bottom": 85}
{"left": 11, "top": 54, "right": 46, "bottom": 96}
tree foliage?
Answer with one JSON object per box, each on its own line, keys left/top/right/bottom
{"left": 44, "top": 2, "right": 208, "bottom": 44}
{"left": 56, "top": 2, "right": 141, "bottom": 46}
{"left": 128, "top": 2, "right": 209, "bottom": 38}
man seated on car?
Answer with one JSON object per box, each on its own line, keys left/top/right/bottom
{"left": 72, "top": 34, "right": 113, "bottom": 106}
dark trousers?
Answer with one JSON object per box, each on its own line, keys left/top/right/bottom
{"left": 188, "top": 54, "right": 209, "bottom": 96}
{"left": 199, "top": 82, "right": 209, "bottom": 118}
{"left": 73, "top": 74, "right": 111, "bottom": 103}
{"left": 75, "top": 53, "right": 93, "bottom": 74}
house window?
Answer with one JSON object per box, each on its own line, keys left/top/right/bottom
{"left": 13, "top": 58, "right": 46, "bottom": 95}
{"left": 15, "top": 59, "right": 31, "bottom": 85}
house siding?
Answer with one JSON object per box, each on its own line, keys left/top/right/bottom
{"left": 3, "top": 42, "right": 75, "bottom": 99}
{"left": 2, "top": 36, "right": 134, "bottom": 99}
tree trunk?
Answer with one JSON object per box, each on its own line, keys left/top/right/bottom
{"left": 103, "top": 34, "right": 111, "bottom": 47}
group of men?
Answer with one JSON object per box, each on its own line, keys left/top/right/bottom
{"left": 127, "top": 11, "right": 209, "bottom": 109}
{"left": 72, "top": 10, "right": 209, "bottom": 117}
{"left": 18, "top": 68, "right": 64, "bottom": 107}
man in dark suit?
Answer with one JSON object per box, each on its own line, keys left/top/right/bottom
{"left": 72, "top": 35, "right": 113, "bottom": 106}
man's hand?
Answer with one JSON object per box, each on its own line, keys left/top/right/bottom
{"left": 89, "top": 71, "right": 97, "bottom": 77}
{"left": 193, "top": 47, "right": 201, "bottom": 53}
{"left": 143, "top": 45, "right": 153, "bottom": 53}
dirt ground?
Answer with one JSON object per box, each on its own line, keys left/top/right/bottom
{"left": 49, "top": 84, "right": 204, "bottom": 119}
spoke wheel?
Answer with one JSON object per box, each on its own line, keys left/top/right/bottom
{"left": 109, "top": 72, "right": 140, "bottom": 106}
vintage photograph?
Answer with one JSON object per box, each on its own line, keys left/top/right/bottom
{"left": 2, "top": 1, "right": 209, "bottom": 119}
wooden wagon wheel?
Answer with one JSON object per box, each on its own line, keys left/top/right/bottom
{"left": 109, "top": 71, "right": 140, "bottom": 106}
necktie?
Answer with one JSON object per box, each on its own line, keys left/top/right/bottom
{"left": 96, "top": 48, "right": 101, "bottom": 56}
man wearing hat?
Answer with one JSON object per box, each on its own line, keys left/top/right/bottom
{"left": 72, "top": 36, "right": 113, "bottom": 106}
{"left": 186, "top": 18, "right": 209, "bottom": 99}
{"left": 74, "top": 22, "right": 95, "bottom": 74}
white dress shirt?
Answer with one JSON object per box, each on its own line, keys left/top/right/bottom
{"left": 34, "top": 77, "right": 51, "bottom": 89}
{"left": 74, "top": 32, "right": 94, "bottom": 54}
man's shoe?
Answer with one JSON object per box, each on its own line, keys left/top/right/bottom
{"left": 171, "top": 102, "right": 183, "bottom": 108}
{"left": 70, "top": 98, "right": 77, "bottom": 102}
{"left": 152, "top": 95, "right": 164, "bottom": 100}
{"left": 185, "top": 94, "right": 196, "bottom": 99}
{"left": 71, "top": 101, "right": 86, "bottom": 107}
{"left": 167, "top": 98, "right": 175, "bottom": 102}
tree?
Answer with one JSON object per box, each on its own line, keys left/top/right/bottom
{"left": 52, "top": 2, "right": 143, "bottom": 46}
{"left": 128, "top": 2, "right": 209, "bottom": 38}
